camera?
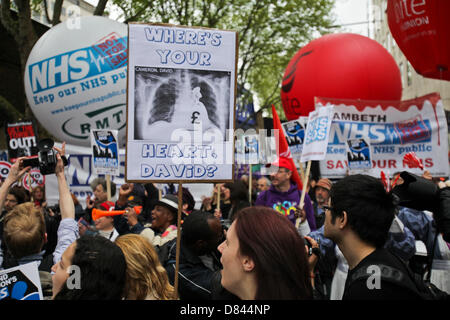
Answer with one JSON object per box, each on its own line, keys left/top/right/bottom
{"left": 304, "top": 237, "right": 321, "bottom": 257}
{"left": 21, "top": 139, "right": 67, "bottom": 175}
{"left": 45, "top": 204, "right": 61, "bottom": 215}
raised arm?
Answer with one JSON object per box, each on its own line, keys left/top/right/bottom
{"left": 0, "top": 157, "right": 30, "bottom": 212}
{"left": 54, "top": 143, "right": 74, "bottom": 220}
{"left": 52, "top": 142, "right": 79, "bottom": 265}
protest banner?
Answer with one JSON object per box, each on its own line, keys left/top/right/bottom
{"left": 316, "top": 93, "right": 449, "bottom": 178}
{"left": 126, "top": 23, "right": 237, "bottom": 183}
{"left": 126, "top": 23, "right": 237, "bottom": 297}
{"left": 22, "top": 169, "right": 45, "bottom": 192}
{"left": 300, "top": 105, "right": 334, "bottom": 163}
{"left": 5, "top": 120, "right": 39, "bottom": 162}
{"left": 0, "top": 262, "right": 43, "bottom": 300}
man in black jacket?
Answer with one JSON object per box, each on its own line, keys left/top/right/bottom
{"left": 162, "top": 210, "right": 232, "bottom": 300}
{"left": 324, "top": 174, "right": 421, "bottom": 300}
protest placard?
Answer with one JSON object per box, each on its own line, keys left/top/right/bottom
{"left": 5, "top": 120, "right": 39, "bottom": 162}
{"left": 346, "top": 137, "right": 372, "bottom": 171}
{"left": 126, "top": 23, "right": 237, "bottom": 182}
{"left": 316, "top": 93, "right": 449, "bottom": 178}
{"left": 91, "top": 129, "right": 120, "bottom": 176}
{"left": 300, "top": 105, "right": 334, "bottom": 163}
{"left": 282, "top": 117, "right": 308, "bottom": 159}
{"left": 0, "top": 262, "right": 43, "bottom": 300}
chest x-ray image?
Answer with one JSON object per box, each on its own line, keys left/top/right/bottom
{"left": 134, "top": 67, "right": 231, "bottom": 142}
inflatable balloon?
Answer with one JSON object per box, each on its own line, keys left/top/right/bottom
{"left": 281, "top": 33, "right": 402, "bottom": 120}
{"left": 387, "top": 0, "right": 450, "bottom": 81}
{"left": 24, "top": 16, "right": 127, "bottom": 146}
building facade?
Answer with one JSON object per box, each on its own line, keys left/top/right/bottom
{"left": 371, "top": 0, "right": 450, "bottom": 111}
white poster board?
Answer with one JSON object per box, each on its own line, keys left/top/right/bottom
{"left": 300, "top": 106, "right": 334, "bottom": 162}
{"left": 0, "top": 262, "right": 43, "bottom": 300}
{"left": 126, "top": 23, "right": 237, "bottom": 182}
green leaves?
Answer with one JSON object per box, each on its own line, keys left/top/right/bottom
{"left": 112, "top": 0, "right": 335, "bottom": 118}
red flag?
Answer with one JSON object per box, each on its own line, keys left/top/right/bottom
{"left": 272, "top": 105, "right": 303, "bottom": 190}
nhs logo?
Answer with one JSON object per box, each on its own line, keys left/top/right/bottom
{"left": 28, "top": 34, "right": 127, "bottom": 94}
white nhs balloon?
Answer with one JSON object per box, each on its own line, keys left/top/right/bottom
{"left": 24, "top": 16, "right": 127, "bottom": 147}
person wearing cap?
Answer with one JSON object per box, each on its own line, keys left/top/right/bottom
{"left": 135, "top": 194, "right": 179, "bottom": 248}
{"left": 313, "top": 178, "right": 332, "bottom": 229}
{"left": 255, "top": 157, "right": 316, "bottom": 232}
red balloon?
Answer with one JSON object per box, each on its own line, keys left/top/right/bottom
{"left": 281, "top": 33, "right": 402, "bottom": 120}
{"left": 387, "top": 0, "right": 450, "bottom": 81}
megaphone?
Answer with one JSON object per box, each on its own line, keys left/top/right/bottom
{"left": 92, "top": 206, "right": 143, "bottom": 221}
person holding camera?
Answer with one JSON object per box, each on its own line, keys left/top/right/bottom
{"left": 324, "top": 174, "right": 423, "bottom": 300}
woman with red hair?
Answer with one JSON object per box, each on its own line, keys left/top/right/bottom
{"left": 218, "top": 206, "right": 313, "bottom": 300}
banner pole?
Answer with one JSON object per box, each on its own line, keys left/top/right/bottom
{"left": 106, "top": 174, "right": 111, "bottom": 202}
{"left": 249, "top": 164, "right": 252, "bottom": 203}
{"left": 295, "top": 160, "right": 311, "bottom": 229}
{"left": 217, "top": 183, "right": 221, "bottom": 211}
{"left": 298, "top": 159, "right": 305, "bottom": 184}
{"left": 174, "top": 182, "right": 183, "bottom": 299}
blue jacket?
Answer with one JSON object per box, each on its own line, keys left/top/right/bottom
{"left": 397, "top": 206, "right": 441, "bottom": 259}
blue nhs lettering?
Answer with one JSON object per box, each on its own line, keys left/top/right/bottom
{"left": 28, "top": 37, "right": 127, "bottom": 94}
{"left": 328, "top": 121, "right": 432, "bottom": 145}
{"left": 305, "top": 117, "right": 329, "bottom": 144}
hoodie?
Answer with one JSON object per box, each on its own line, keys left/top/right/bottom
{"left": 255, "top": 183, "right": 316, "bottom": 231}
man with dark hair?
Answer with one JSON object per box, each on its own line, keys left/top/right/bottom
{"left": 325, "top": 174, "right": 420, "bottom": 300}
{"left": 162, "top": 210, "right": 227, "bottom": 300}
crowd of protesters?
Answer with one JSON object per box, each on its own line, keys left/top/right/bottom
{"left": 0, "top": 142, "right": 449, "bottom": 300}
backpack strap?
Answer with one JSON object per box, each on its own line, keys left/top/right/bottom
{"left": 346, "top": 260, "right": 422, "bottom": 298}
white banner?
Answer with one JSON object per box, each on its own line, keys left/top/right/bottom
{"left": 300, "top": 106, "right": 334, "bottom": 162}
{"left": 316, "top": 93, "right": 449, "bottom": 179}
{"left": 126, "top": 23, "right": 237, "bottom": 182}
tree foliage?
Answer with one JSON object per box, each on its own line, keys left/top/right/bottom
{"left": 112, "top": 0, "right": 335, "bottom": 117}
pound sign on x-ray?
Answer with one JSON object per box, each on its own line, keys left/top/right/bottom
{"left": 191, "top": 111, "right": 200, "bottom": 124}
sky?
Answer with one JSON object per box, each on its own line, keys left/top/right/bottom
{"left": 332, "top": 0, "right": 372, "bottom": 37}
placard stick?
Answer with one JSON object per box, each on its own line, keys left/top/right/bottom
{"left": 295, "top": 160, "right": 311, "bottom": 229}
{"left": 106, "top": 175, "right": 111, "bottom": 201}
{"left": 28, "top": 174, "right": 33, "bottom": 200}
{"left": 249, "top": 164, "right": 252, "bottom": 203}
{"left": 298, "top": 159, "right": 305, "bottom": 184}
{"left": 174, "top": 183, "right": 183, "bottom": 299}
{"left": 217, "top": 183, "right": 221, "bottom": 210}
